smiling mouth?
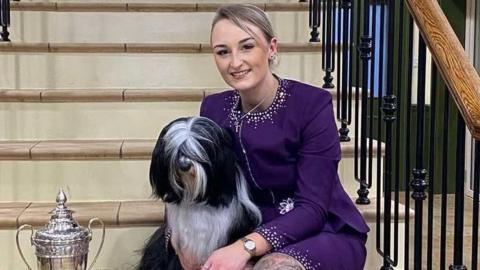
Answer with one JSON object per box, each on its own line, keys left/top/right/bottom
{"left": 231, "top": 70, "right": 250, "bottom": 79}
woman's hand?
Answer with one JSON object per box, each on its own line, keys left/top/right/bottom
{"left": 202, "top": 241, "right": 252, "bottom": 270}
{"left": 177, "top": 249, "right": 202, "bottom": 270}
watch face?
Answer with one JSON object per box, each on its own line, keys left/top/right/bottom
{"left": 245, "top": 240, "right": 256, "bottom": 250}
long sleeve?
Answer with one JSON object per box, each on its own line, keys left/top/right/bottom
{"left": 255, "top": 92, "right": 341, "bottom": 250}
{"left": 198, "top": 81, "right": 368, "bottom": 251}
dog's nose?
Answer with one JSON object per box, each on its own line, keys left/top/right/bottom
{"left": 178, "top": 156, "right": 193, "bottom": 172}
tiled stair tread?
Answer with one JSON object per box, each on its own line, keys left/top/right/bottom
{"left": 18, "top": 201, "right": 120, "bottom": 227}
{"left": 0, "top": 198, "right": 408, "bottom": 230}
{"left": 0, "top": 88, "right": 218, "bottom": 102}
{"left": 32, "top": 140, "right": 124, "bottom": 160}
{"left": 0, "top": 42, "right": 322, "bottom": 54}
{"left": 0, "top": 141, "right": 39, "bottom": 160}
{"left": 0, "top": 139, "right": 382, "bottom": 160}
{"left": 0, "top": 202, "right": 31, "bottom": 228}
{"left": 0, "top": 88, "right": 341, "bottom": 103}
{"left": 356, "top": 197, "right": 415, "bottom": 222}
{"left": 121, "top": 139, "right": 156, "bottom": 159}
{"left": 3, "top": 200, "right": 165, "bottom": 229}
{"left": 118, "top": 201, "right": 165, "bottom": 226}
{"left": 10, "top": 2, "right": 308, "bottom": 12}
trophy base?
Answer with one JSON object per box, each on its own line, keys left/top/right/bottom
{"left": 38, "top": 255, "right": 88, "bottom": 270}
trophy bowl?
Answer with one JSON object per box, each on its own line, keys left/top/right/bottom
{"left": 16, "top": 189, "right": 105, "bottom": 270}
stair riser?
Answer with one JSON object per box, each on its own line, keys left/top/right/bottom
{"left": 0, "top": 154, "right": 376, "bottom": 202}
{"left": 339, "top": 157, "right": 380, "bottom": 200}
{"left": 1, "top": 227, "right": 155, "bottom": 270}
{"left": 2, "top": 221, "right": 404, "bottom": 270}
{"left": 0, "top": 53, "right": 331, "bottom": 89}
{"left": 9, "top": 12, "right": 310, "bottom": 43}
{"left": 0, "top": 100, "right": 357, "bottom": 139}
{"left": 0, "top": 102, "right": 200, "bottom": 139}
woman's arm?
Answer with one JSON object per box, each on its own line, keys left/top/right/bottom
{"left": 254, "top": 90, "right": 341, "bottom": 250}
{"left": 202, "top": 232, "right": 271, "bottom": 270}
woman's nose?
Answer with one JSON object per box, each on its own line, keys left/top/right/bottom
{"left": 230, "top": 51, "right": 243, "bottom": 68}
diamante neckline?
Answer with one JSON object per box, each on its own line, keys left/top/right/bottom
{"left": 225, "top": 78, "right": 290, "bottom": 130}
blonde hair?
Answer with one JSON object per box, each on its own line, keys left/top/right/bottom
{"left": 211, "top": 4, "right": 275, "bottom": 44}
{"left": 211, "top": 4, "right": 277, "bottom": 65}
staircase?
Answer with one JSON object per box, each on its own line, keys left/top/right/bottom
{"left": 0, "top": 1, "right": 396, "bottom": 269}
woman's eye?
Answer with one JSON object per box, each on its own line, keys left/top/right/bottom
{"left": 243, "top": 44, "right": 254, "bottom": 50}
{"left": 216, "top": 50, "right": 228, "bottom": 56}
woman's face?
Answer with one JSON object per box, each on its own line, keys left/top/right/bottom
{"left": 210, "top": 19, "right": 277, "bottom": 93}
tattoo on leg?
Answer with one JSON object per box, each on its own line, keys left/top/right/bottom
{"left": 252, "top": 253, "right": 306, "bottom": 270}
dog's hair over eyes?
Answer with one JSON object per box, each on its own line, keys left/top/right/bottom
{"left": 150, "top": 116, "right": 248, "bottom": 206}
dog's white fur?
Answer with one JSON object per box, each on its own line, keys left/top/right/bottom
{"left": 162, "top": 118, "right": 262, "bottom": 265}
{"left": 167, "top": 176, "right": 257, "bottom": 264}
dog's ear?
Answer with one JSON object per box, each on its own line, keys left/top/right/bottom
{"left": 204, "top": 129, "right": 239, "bottom": 206}
{"left": 150, "top": 125, "right": 180, "bottom": 203}
{"left": 219, "top": 127, "right": 234, "bottom": 148}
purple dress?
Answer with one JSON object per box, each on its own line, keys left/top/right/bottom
{"left": 200, "top": 77, "right": 370, "bottom": 270}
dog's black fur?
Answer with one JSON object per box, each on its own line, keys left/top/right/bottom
{"left": 137, "top": 117, "right": 261, "bottom": 270}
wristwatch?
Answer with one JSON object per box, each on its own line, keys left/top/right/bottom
{"left": 241, "top": 237, "right": 256, "bottom": 257}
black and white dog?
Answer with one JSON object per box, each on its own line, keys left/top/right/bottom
{"left": 138, "top": 117, "right": 262, "bottom": 270}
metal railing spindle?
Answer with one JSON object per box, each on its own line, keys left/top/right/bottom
{"left": 339, "top": 0, "right": 352, "bottom": 142}
{"left": 450, "top": 115, "right": 467, "bottom": 270}
{"left": 367, "top": 3, "right": 377, "bottom": 191}
{"left": 392, "top": 0, "right": 405, "bottom": 265}
{"left": 411, "top": 37, "right": 428, "bottom": 270}
{"left": 376, "top": 1, "right": 386, "bottom": 264}
{"left": 352, "top": 0, "right": 362, "bottom": 198}
{"left": 440, "top": 90, "right": 450, "bottom": 270}
{"left": 323, "top": 0, "right": 335, "bottom": 88}
{"left": 309, "top": 0, "right": 321, "bottom": 42}
{"left": 472, "top": 140, "right": 480, "bottom": 270}
{"left": 0, "top": 0, "right": 10, "bottom": 41}
{"left": 356, "top": 0, "right": 372, "bottom": 205}
{"left": 403, "top": 13, "right": 415, "bottom": 270}
{"left": 378, "top": 0, "right": 397, "bottom": 267}
{"left": 427, "top": 64, "right": 438, "bottom": 270}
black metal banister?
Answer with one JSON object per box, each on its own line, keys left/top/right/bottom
{"left": 306, "top": 0, "right": 479, "bottom": 269}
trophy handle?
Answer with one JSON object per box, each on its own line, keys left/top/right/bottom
{"left": 16, "top": 224, "right": 33, "bottom": 270}
{"left": 87, "top": 217, "right": 105, "bottom": 270}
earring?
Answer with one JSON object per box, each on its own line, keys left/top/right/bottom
{"left": 269, "top": 53, "right": 278, "bottom": 63}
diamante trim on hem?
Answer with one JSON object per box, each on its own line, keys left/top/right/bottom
{"left": 254, "top": 225, "right": 289, "bottom": 250}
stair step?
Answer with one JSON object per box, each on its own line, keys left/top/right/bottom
{"left": 0, "top": 138, "right": 381, "bottom": 160}
{"left": 0, "top": 198, "right": 408, "bottom": 230}
{"left": 0, "top": 88, "right": 211, "bottom": 102}
{"left": 1, "top": 200, "right": 164, "bottom": 229}
{"left": 0, "top": 88, "right": 339, "bottom": 103}
{"left": 10, "top": 2, "right": 308, "bottom": 13}
{"left": 0, "top": 42, "right": 322, "bottom": 54}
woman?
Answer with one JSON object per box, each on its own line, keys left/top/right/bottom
{"left": 198, "top": 4, "right": 369, "bottom": 270}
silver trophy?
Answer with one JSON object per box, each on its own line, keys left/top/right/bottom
{"left": 16, "top": 189, "right": 105, "bottom": 270}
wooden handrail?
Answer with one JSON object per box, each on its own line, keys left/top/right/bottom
{"left": 406, "top": 0, "right": 480, "bottom": 139}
